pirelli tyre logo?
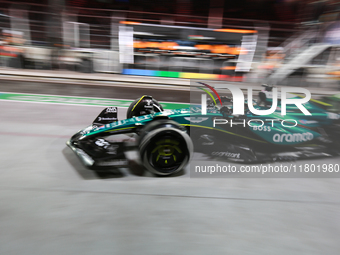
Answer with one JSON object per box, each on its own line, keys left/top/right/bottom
{"left": 273, "top": 132, "right": 314, "bottom": 143}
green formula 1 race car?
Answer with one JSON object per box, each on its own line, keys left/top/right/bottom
{"left": 67, "top": 86, "right": 340, "bottom": 176}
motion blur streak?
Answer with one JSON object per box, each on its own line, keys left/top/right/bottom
{"left": 1, "top": 0, "right": 340, "bottom": 254}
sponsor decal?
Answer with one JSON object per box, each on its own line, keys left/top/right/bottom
{"left": 103, "top": 115, "right": 151, "bottom": 128}
{"left": 98, "top": 117, "right": 118, "bottom": 121}
{"left": 190, "top": 107, "right": 202, "bottom": 113}
{"left": 212, "top": 151, "right": 240, "bottom": 158}
{"left": 80, "top": 130, "right": 89, "bottom": 135}
{"left": 95, "top": 139, "right": 119, "bottom": 154}
{"left": 184, "top": 117, "right": 209, "bottom": 123}
{"left": 272, "top": 132, "right": 314, "bottom": 143}
{"left": 144, "top": 99, "right": 153, "bottom": 109}
{"left": 251, "top": 125, "right": 271, "bottom": 132}
{"left": 95, "top": 138, "right": 110, "bottom": 148}
{"left": 106, "top": 107, "right": 117, "bottom": 113}
{"left": 80, "top": 126, "right": 93, "bottom": 135}
{"left": 299, "top": 119, "right": 318, "bottom": 124}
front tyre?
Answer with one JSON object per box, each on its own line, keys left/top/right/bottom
{"left": 139, "top": 119, "right": 193, "bottom": 176}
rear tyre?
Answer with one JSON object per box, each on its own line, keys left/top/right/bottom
{"left": 139, "top": 119, "right": 193, "bottom": 176}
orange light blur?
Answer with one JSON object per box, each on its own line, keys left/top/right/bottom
{"left": 147, "top": 42, "right": 160, "bottom": 48}
{"left": 134, "top": 41, "right": 178, "bottom": 50}
{"left": 159, "top": 42, "right": 178, "bottom": 50}
{"left": 133, "top": 41, "right": 246, "bottom": 55}
{"left": 133, "top": 41, "right": 146, "bottom": 48}
{"left": 327, "top": 71, "right": 340, "bottom": 76}
{"left": 211, "top": 45, "right": 229, "bottom": 54}
{"left": 214, "top": 28, "right": 257, "bottom": 33}
{"left": 1, "top": 46, "right": 23, "bottom": 53}
{"left": 229, "top": 47, "right": 246, "bottom": 55}
{"left": 195, "top": 45, "right": 213, "bottom": 51}
{"left": 220, "top": 66, "right": 236, "bottom": 70}
{"left": 120, "top": 21, "right": 141, "bottom": 25}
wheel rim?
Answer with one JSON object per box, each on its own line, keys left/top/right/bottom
{"left": 145, "top": 132, "right": 188, "bottom": 175}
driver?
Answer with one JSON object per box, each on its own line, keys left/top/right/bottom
{"left": 127, "top": 95, "right": 163, "bottom": 118}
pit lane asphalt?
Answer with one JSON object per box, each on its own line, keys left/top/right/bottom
{"left": 1, "top": 99, "right": 340, "bottom": 255}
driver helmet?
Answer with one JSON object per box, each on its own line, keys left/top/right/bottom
{"left": 128, "top": 95, "right": 163, "bottom": 118}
